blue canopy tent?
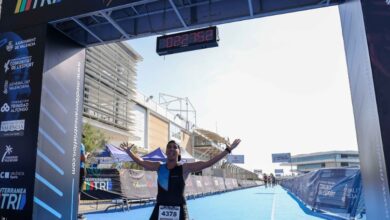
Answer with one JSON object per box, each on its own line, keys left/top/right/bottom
{"left": 94, "top": 148, "right": 110, "bottom": 158}
{"left": 106, "top": 143, "right": 133, "bottom": 162}
{"left": 141, "top": 148, "right": 167, "bottom": 162}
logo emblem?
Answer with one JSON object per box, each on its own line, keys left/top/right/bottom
{"left": 0, "top": 103, "right": 10, "bottom": 112}
{"left": 3, "top": 80, "right": 8, "bottom": 95}
{"left": 1, "top": 145, "right": 12, "bottom": 163}
{"left": 6, "top": 41, "right": 13, "bottom": 52}
{"left": 4, "top": 60, "right": 10, "bottom": 73}
{"left": 14, "top": 0, "right": 62, "bottom": 14}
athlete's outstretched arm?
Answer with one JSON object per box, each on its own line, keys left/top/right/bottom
{"left": 183, "top": 139, "right": 241, "bottom": 173}
{"left": 120, "top": 143, "right": 161, "bottom": 171}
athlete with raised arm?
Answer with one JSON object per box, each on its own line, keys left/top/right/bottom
{"left": 120, "top": 139, "right": 241, "bottom": 220}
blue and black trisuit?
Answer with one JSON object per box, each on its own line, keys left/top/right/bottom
{"left": 150, "top": 163, "right": 189, "bottom": 220}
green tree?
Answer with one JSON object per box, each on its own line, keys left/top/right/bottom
{"left": 82, "top": 123, "right": 108, "bottom": 153}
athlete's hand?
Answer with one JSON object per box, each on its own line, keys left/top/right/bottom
{"left": 227, "top": 139, "right": 241, "bottom": 151}
{"left": 120, "top": 142, "right": 134, "bottom": 153}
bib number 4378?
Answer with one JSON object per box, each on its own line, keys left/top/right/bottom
{"left": 158, "top": 206, "right": 180, "bottom": 220}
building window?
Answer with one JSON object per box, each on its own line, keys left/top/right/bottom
{"left": 341, "top": 162, "right": 349, "bottom": 167}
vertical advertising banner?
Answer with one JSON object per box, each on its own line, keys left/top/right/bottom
{"left": 339, "top": 1, "right": 390, "bottom": 219}
{"left": 0, "top": 25, "right": 46, "bottom": 220}
{"left": 359, "top": 1, "right": 390, "bottom": 219}
{"left": 32, "top": 27, "right": 85, "bottom": 220}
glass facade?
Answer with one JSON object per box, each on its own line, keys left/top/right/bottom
{"left": 292, "top": 152, "right": 359, "bottom": 163}
{"left": 83, "top": 42, "right": 141, "bottom": 131}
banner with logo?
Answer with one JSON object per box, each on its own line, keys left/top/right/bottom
{"left": 81, "top": 169, "right": 121, "bottom": 200}
{"left": 0, "top": 25, "right": 46, "bottom": 220}
{"left": 0, "top": 0, "right": 144, "bottom": 30}
{"left": 281, "top": 168, "right": 363, "bottom": 219}
{"left": 120, "top": 169, "right": 152, "bottom": 199}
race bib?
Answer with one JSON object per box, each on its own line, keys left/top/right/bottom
{"left": 158, "top": 205, "right": 180, "bottom": 220}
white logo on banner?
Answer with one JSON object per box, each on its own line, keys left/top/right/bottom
{"left": 0, "top": 103, "right": 10, "bottom": 112}
{"left": 14, "top": 38, "right": 36, "bottom": 50}
{"left": 0, "top": 171, "right": 23, "bottom": 180}
{"left": 3, "top": 80, "right": 8, "bottom": 94}
{"left": 0, "top": 120, "right": 25, "bottom": 132}
{"left": 0, "top": 188, "right": 26, "bottom": 210}
{"left": 0, "top": 172, "right": 9, "bottom": 179}
{"left": 4, "top": 56, "right": 33, "bottom": 73}
{"left": 6, "top": 41, "right": 13, "bottom": 52}
{"left": 3, "top": 60, "right": 10, "bottom": 73}
{"left": 1, "top": 145, "right": 18, "bottom": 163}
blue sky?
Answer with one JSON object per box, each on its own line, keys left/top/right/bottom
{"left": 127, "top": 6, "right": 358, "bottom": 174}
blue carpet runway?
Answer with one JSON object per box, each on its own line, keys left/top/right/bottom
{"left": 86, "top": 186, "right": 327, "bottom": 220}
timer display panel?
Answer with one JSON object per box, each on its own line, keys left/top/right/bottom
{"left": 156, "top": 26, "right": 218, "bottom": 55}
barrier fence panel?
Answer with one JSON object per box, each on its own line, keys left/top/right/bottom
{"left": 232, "top": 179, "right": 239, "bottom": 189}
{"left": 281, "top": 168, "right": 365, "bottom": 219}
{"left": 81, "top": 168, "right": 262, "bottom": 206}
{"left": 145, "top": 171, "right": 158, "bottom": 198}
{"left": 202, "top": 176, "right": 214, "bottom": 193}
{"left": 185, "top": 176, "right": 197, "bottom": 196}
{"left": 120, "top": 169, "right": 153, "bottom": 199}
{"left": 213, "top": 177, "right": 226, "bottom": 192}
{"left": 193, "top": 175, "right": 205, "bottom": 195}
{"left": 224, "top": 178, "right": 234, "bottom": 190}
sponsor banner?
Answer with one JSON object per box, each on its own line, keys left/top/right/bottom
{"left": 0, "top": 187, "right": 27, "bottom": 211}
{"left": 0, "top": 25, "right": 46, "bottom": 220}
{"left": 201, "top": 176, "right": 214, "bottom": 193}
{"left": 0, "top": 0, "right": 144, "bottom": 30}
{"left": 224, "top": 178, "right": 235, "bottom": 190}
{"left": 0, "top": 171, "right": 24, "bottom": 180}
{"left": 145, "top": 172, "right": 157, "bottom": 198}
{"left": 272, "top": 153, "right": 291, "bottom": 163}
{"left": 120, "top": 169, "right": 152, "bottom": 199}
{"left": 184, "top": 176, "right": 196, "bottom": 196}
{"left": 227, "top": 155, "right": 244, "bottom": 164}
{"left": 81, "top": 169, "right": 121, "bottom": 200}
{"left": 358, "top": 1, "right": 390, "bottom": 219}
{"left": 192, "top": 176, "right": 204, "bottom": 194}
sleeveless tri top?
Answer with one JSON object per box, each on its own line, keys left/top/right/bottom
{"left": 156, "top": 163, "right": 186, "bottom": 205}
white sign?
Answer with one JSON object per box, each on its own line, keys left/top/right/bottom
{"left": 254, "top": 169, "right": 263, "bottom": 174}
{"left": 1, "top": 119, "right": 25, "bottom": 132}
{"left": 275, "top": 169, "right": 284, "bottom": 174}
{"left": 272, "top": 153, "right": 291, "bottom": 163}
{"left": 227, "top": 155, "right": 245, "bottom": 164}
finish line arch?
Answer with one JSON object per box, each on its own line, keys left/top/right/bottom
{"left": 0, "top": 0, "right": 389, "bottom": 219}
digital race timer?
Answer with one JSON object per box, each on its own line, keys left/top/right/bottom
{"left": 156, "top": 26, "right": 219, "bottom": 55}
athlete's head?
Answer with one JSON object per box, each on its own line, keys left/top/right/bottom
{"left": 166, "top": 140, "right": 181, "bottom": 162}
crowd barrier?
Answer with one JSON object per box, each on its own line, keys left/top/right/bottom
{"left": 281, "top": 168, "right": 365, "bottom": 220}
{"left": 81, "top": 168, "right": 262, "bottom": 210}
